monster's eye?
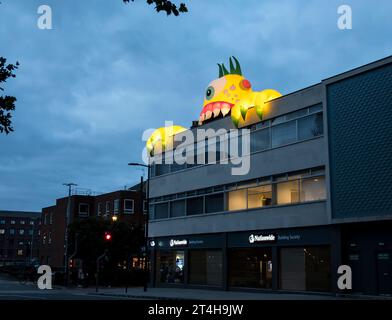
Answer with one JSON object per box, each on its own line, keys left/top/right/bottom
{"left": 240, "top": 79, "right": 251, "bottom": 90}
{"left": 205, "top": 86, "right": 215, "bottom": 100}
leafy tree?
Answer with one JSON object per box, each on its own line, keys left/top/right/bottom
{"left": 68, "top": 217, "right": 144, "bottom": 286}
{"left": 0, "top": 57, "right": 19, "bottom": 134}
{"left": 123, "top": 0, "right": 188, "bottom": 16}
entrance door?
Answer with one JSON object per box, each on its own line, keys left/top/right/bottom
{"left": 377, "top": 251, "right": 392, "bottom": 295}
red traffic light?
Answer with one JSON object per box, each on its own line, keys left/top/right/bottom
{"left": 104, "top": 232, "right": 112, "bottom": 241}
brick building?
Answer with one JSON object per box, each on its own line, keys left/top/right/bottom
{"left": 0, "top": 210, "right": 41, "bottom": 266}
{"left": 39, "top": 186, "right": 146, "bottom": 271}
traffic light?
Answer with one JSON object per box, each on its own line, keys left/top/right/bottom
{"left": 104, "top": 231, "right": 112, "bottom": 241}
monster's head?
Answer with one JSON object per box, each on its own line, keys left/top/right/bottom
{"left": 199, "top": 57, "right": 281, "bottom": 127}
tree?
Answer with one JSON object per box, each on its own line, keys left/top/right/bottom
{"left": 123, "top": 0, "right": 188, "bottom": 16}
{"left": 0, "top": 57, "right": 19, "bottom": 134}
{"left": 68, "top": 217, "right": 144, "bottom": 286}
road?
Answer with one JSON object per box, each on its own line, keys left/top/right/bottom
{"left": 0, "top": 274, "right": 129, "bottom": 300}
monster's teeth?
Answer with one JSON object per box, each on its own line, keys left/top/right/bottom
{"left": 199, "top": 114, "right": 204, "bottom": 124}
{"left": 213, "top": 108, "right": 221, "bottom": 117}
{"left": 221, "top": 106, "right": 230, "bottom": 116}
{"left": 205, "top": 110, "right": 212, "bottom": 120}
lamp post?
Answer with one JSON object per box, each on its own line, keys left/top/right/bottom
{"left": 63, "top": 182, "right": 77, "bottom": 287}
{"left": 128, "top": 162, "right": 150, "bottom": 292}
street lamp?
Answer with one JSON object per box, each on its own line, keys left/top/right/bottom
{"left": 63, "top": 182, "right": 77, "bottom": 287}
{"left": 128, "top": 162, "right": 150, "bottom": 292}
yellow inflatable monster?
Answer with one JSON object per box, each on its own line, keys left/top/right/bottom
{"left": 199, "top": 56, "right": 282, "bottom": 127}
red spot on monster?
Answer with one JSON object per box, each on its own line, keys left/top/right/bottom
{"left": 240, "top": 79, "right": 251, "bottom": 90}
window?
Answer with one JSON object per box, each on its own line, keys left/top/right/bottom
{"left": 276, "top": 180, "right": 300, "bottom": 204}
{"left": 300, "top": 177, "right": 326, "bottom": 201}
{"left": 19, "top": 229, "right": 25, "bottom": 235}
{"left": 11, "top": 220, "right": 15, "bottom": 225}
{"left": 170, "top": 200, "right": 186, "bottom": 218}
{"left": 228, "top": 189, "right": 247, "bottom": 211}
{"left": 28, "top": 229, "right": 34, "bottom": 236}
{"left": 298, "top": 113, "right": 323, "bottom": 140}
{"left": 43, "top": 214, "right": 47, "bottom": 225}
{"left": 49, "top": 213, "right": 53, "bottom": 224}
{"left": 186, "top": 197, "right": 204, "bottom": 216}
{"left": 97, "top": 202, "right": 103, "bottom": 216}
{"left": 106, "top": 201, "right": 110, "bottom": 214}
{"left": 189, "top": 250, "right": 223, "bottom": 286}
{"left": 143, "top": 200, "right": 148, "bottom": 214}
{"left": 20, "top": 220, "right": 25, "bottom": 225}
{"left": 155, "top": 203, "right": 169, "bottom": 219}
{"left": 247, "top": 185, "right": 272, "bottom": 209}
{"left": 48, "top": 232, "right": 52, "bottom": 245}
{"left": 17, "top": 249, "right": 24, "bottom": 256}
{"left": 0, "top": 220, "right": 5, "bottom": 225}
{"left": 250, "top": 129, "right": 270, "bottom": 153}
{"left": 0, "top": 229, "right": 5, "bottom": 235}
{"left": 79, "top": 203, "right": 89, "bottom": 216}
{"left": 29, "top": 221, "right": 34, "bottom": 225}
{"left": 124, "top": 199, "right": 134, "bottom": 214}
{"left": 114, "top": 199, "right": 120, "bottom": 213}
{"left": 272, "top": 121, "right": 297, "bottom": 147}
{"left": 156, "top": 250, "right": 185, "bottom": 284}
{"left": 9, "top": 229, "right": 15, "bottom": 235}
{"left": 205, "top": 193, "right": 224, "bottom": 213}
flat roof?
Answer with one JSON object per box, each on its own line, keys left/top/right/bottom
{"left": 0, "top": 210, "right": 41, "bottom": 218}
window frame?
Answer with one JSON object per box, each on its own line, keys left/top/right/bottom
{"left": 124, "top": 199, "right": 135, "bottom": 214}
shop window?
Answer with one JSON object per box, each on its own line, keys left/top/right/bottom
{"left": 228, "top": 248, "right": 273, "bottom": 289}
{"left": 170, "top": 200, "right": 186, "bottom": 218}
{"left": 205, "top": 193, "right": 224, "bottom": 213}
{"left": 300, "top": 176, "right": 326, "bottom": 201}
{"left": 228, "top": 189, "right": 247, "bottom": 211}
{"left": 250, "top": 129, "right": 270, "bottom": 153}
{"left": 186, "top": 197, "right": 204, "bottom": 216}
{"left": 189, "top": 250, "right": 223, "bottom": 286}
{"left": 156, "top": 250, "right": 185, "bottom": 284}
{"left": 276, "top": 180, "right": 300, "bottom": 204}
{"left": 155, "top": 203, "right": 169, "bottom": 219}
{"left": 247, "top": 185, "right": 272, "bottom": 209}
{"left": 280, "top": 246, "right": 331, "bottom": 292}
{"left": 298, "top": 113, "right": 323, "bottom": 140}
{"left": 271, "top": 121, "right": 296, "bottom": 147}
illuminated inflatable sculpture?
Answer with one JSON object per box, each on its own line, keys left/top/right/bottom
{"left": 199, "top": 56, "right": 282, "bottom": 127}
{"left": 146, "top": 57, "right": 282, "bottom": 155}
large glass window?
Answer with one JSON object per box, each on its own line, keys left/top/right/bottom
{"left": 271, "top": 121, "right": 296, "bottom": 147}
{"left": 280, "top": 246, "right": 331, "bottom": 292}
{"left": 170, "top": 200, "right": 186, "bottom": 218}
{"left": 298, "top": 113, "right": 323, "bottom": 140}
{"left": 186, "top": 197, "right": 204, "bottom": 215}
{"left": 228, "top": 189, "right": 247, "bottom": 211}
{"left": 229, "top": 248, "right": 273, "bottom": 289}
{"left": 247, "top": 185, "right": 272, "bottom": 208}
{"left": 155, "top": 202, "right": 169, "bottom": 219}
{"left": 156, "top": 250, "right": 185, "bottom": 284}
{"left": 300, "top": 176, "right": 326, "bottom": 201}
{"left": 205, "top": 193, "right": 224, "bottom": 213}
{"left": 276, "top": 180, "right": 300, "bottom": 204}
{"left": 189, "top": 250, "right": 223, "bottom": 286}
{"left": 250, "top": 129, "right": 270, "bottom": 153}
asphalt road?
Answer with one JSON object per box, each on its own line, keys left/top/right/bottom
{"left": 0, "top": 274, "right": 129, "bottom": 300}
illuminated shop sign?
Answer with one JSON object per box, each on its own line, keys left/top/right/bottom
{"left": 169, "top": 239, "right": 188, "bottom": 247}
{"left": 248, "top": 233, "right": 276, "bottom": 244}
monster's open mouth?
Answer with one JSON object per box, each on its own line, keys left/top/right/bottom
{"left": 199, "top": 101, "right": 234, "bottom": 124}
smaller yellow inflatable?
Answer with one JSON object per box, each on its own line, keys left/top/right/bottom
{"left": 146, "top": 125, "right": 187, "bottom": 156}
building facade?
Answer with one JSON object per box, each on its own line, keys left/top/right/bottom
{"left": 40, "top": 188, "right": 146, "bottom": 270}
{"left": 147, "top": 56, "right": 392, "bottom": 295}
{"left": 0, "top": 210, "right": 41, "bottom": 266}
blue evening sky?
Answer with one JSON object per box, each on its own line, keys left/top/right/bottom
{"left": 0, "top": 0, "right": 391, "bottom": 211}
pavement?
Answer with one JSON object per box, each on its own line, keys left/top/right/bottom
{"left": 1, "top": 273, "right": 391, "bottom": 300}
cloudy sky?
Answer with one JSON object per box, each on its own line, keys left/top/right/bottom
{"left": 0, "top": 0, "right": 391, "bottom": 211}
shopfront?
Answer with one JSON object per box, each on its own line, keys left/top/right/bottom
{"left": 150, "top": 225, "right": 339, "bottom": 292}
